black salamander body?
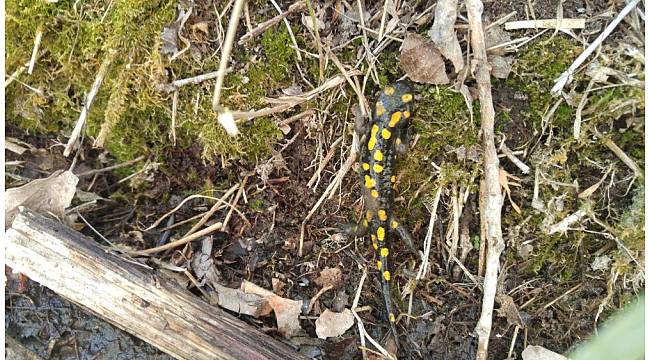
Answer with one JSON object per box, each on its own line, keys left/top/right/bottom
{"left": 358, "top": 81, "right": 415, "bottom": 347}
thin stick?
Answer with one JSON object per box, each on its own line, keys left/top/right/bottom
{"left": 498, "top": 138, "right": 530, "bottom": 174}
{"left": 351, "top": 270, "right": 393, "bottom": 359}
{"left": 306, "top": 137, "right": 342, "bottom": 188}
{"left": 417, "top": 187, "right": 442, "bottom": 280}
{"left": 64, "top": 50, "right": 115, "bottom": 157}
{"left": 212, "top": 0, "right": 245, "bottom": 111}
{"left": 232, "top": 72, "right": 360, "bottom": 121}
{"left": 467, "top": 1, "right": 504, "bottom": 359}
{"left": 75, "top": 155, "right": 146, "bottom": 177}
{"left": 504, "top": 18, "right": 585, "bottom": 30}
{"left": 592, "top": 127, "right": 644, "bottom": 181}
{"left": 28, "top": 28, "right": 44, "bottom": 74}
{"left": 551, "top": 0, "right": 641, "bottom": 95}
{"left": 547, "top": 209, "right": 587, "bottom": 235}
{"left": 268, "top": 0, "right": 303, "bottom": 61}
{"left": 239, "top": 1, "right": 305, "bottom": 44}
{"left": 183, "top": 183, "right": 240, "bottom": 237}
{"left": 140, "top": 221, "right": 223, "bottom": 255}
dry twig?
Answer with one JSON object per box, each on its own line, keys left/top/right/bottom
{"left": 466, "top": 1, "right": 504, "bottom": 359}
{"left": 64, "top": 50, "right": 115, "bottom": 157}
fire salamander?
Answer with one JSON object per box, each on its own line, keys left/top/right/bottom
{"left": 346, "top": 81, "right": 418, "bottom": 349}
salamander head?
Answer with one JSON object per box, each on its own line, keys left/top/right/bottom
{"left": 375, "top": 81, "right": 414, "bottom": 130}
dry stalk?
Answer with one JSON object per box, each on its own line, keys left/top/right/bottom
{"left": 64, "top": 49, "right": 115, "bottom": 157}
{"left": 232, "top": 71, "right": 361, "bottom": 121}
{"left": 351, "top": 269, "right": 393, "bottom": 360}
{"left": 504, "top": 18, "right": 585, "bottom": 30}
{"left": 140, "top": 221, "right": 223, "bottom": 255}
{"left": 212, "top": 0, "right": 245, "bottom": 111}
{"left": 551, "top": 0, "right": 642, "bottom": 95}
{"left": 466, "top": 1, "right": 504, "bottom": 359}
{"left": 28, "top": 27, "right": 44, "bottom": 74}
{"left": 75, "top": 155, "right": 146, "bottom": 177}
{"left": 238, "top": 1, "right": 306, "bottom": 45}
{"left": 183, "top": 183, "right": 240, "bottom": 237}
{"left": 269, "top": 0, "right": 303, "bottom": 62}
{"left": 592, "top": 127, "right": 644, "bottom": 182}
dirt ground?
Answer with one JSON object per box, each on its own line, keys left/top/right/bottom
{"left": 5, "top": 0, "right": 644, "bottom": 359}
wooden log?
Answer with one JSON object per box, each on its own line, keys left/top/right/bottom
{"left": 5, "top": 208, "right": 307, "bottom": 360}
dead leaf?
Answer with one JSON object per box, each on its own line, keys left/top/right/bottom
{"left": 521, "top": 345, "right": 567, "bottom": 360}
{"left": 5, "top": 170, "right": 78, "bottom": 228}
{"left": 191, "top": 237, "right": 221, "bottom": 287}
{"left": 315, "top": 308, "right": 354, "bottom": 339}
{"left": 211, "top": 283, "right": 272, "bottom": 317}
{"left": 315, "top": 267, "right": 343, "bottom": 288}
{"left": 427, "top": 0, "right": 464, "bottom": 73}
{"left": 272, "top": 278, "right": 286, "bottom": 295}
{"left": 488, "top": 55, "right": 513, "bottom": 79}
{"left": 499, "top": 168, "right": 522, "bottom": 214}
{"left": 241, "top": 280, "right": 304, "bottom": 337}
{"left": 266, "top": 294, "right": 304, "bottom": 337}
{"left": 496, "top": 293, "right": 525, "bottom": 328}
{"left": 400, "top": 33, "right": 449, "bottom": 84}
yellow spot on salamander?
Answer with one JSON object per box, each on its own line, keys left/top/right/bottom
{"left": 366, "top": 211, "right": 373, "bottom": 221}
{"left": 376, "top": 102, "right": 385, "bottom": 116}
{"left": 391, "top": 220, "right": 399, "bottom": 229}
{"left": 362, "top": 163, "right": 370, "bottom": 171}
{"left": 380, "top": 248, "right": 389, "bottom": 257}
{"left": 381, "top": 128, "right": 391, "bottom": 139}
{"left": 363, "top": 219, "right": 369, "bottom": 227}
{"left": 403, "top": 110, "right": 411, "bottom": 118}
{"left": 389, "top": 313, "right": 396, "bottom": 322}
{"left": 389, "top": 112, "right": 401, "bottom": 127}
{"left": 371, "top": 234, "right": 376, "bottom": 241}
{"left": 368, "top": 137, "right": 377, "bottom": 151}
{"left": 371, "top": 189, "right": 379, "bottom": 198}
{"left": 383, "top": 271, "right": 391, "bottom": 281}
{"left": 364, "top": 175, "right": 376, "bottom": 188}
{"left": 373, "top": 164, "right": 384, "bottom": 173}
{"left": 401, "top": 93, "right": 413, "bottom": 103}
{"left": 384, "top": 86, "right": 395, "bottom": 95}
{"left": 390, "top": 175, "right": 396, "bottom": 183}
{"left": 378, "top": 209, "right": 388, "bottom": 221}
{"left": 373, "top": 150, "right": 383, "bottom": 161}
{"left": 377, "top": 260, "right": 382, "bottom": 270}
{"left": 371, "top": 124, "right": 379, "bottom": 137}
{"left": 377, "top": 227, "right": 385, "bottom": 241}
{"left": 373, "top": 241, "right": 378, "bottom": 250}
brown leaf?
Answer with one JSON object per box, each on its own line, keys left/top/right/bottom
{"left": 266, "top": 294, "right": 303, "bottom": 338}
{"left": 428, "top": 0, "right": 464, "bottom": 72}
{"left": 315, "top": 309, "right": 354, "bottom": 339}
{"left": 5, "top": 170, "right": 78, "bottom": 228}
{"left": 314, "top": 267, "right": 343, "bottom": 288}
{"left": 400, "top": 33, "right": 449, "bottom": 84}
{"left": 488, "top": 55, "right": 514, "bottom": 79}
{"left": 496, "top": 294, "right": 524, "bottom": 328}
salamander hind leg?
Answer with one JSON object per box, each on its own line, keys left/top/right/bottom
{"left": 390, "top": 217, "right": 422, "bottom": 258}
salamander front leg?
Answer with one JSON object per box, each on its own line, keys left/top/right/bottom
{"left": 393, "top": 120, "right": 412, "bottom": 155}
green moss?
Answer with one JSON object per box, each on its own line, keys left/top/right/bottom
{"left": 7, "top": 1, "right": 302, "bottom": 179}
{"left": 249, "top": 198, "right": 265, "bottom": 212}
{"left": 507, "top": 35, "right": 582, "bottom": 133}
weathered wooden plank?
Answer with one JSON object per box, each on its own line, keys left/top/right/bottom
{"left": 5, "top": 208, "right": 306, "bottom": 360}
